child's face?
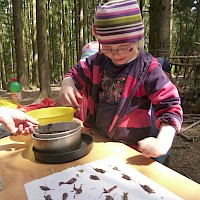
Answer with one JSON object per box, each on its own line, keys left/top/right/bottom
{"left": 100, "top": 43, "right": 139, "bottom": 66}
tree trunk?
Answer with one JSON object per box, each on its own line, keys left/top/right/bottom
{"left": 195, "top": 1, "right": 200, "bottom": 53}
{"left": 0, "top": 28, "right": 8, "bottom": 90}
{"left": 78, "top": 0, "right": 83, "bottom": 61}
{"left": 31, "top": 0, "right": 39, "bottom": 87}
{"left": 6, "top": 4, "right": 15, "bottom": 78}
{"left": 195, "top": 1, "right": 200, "bottom": 87}
{"left": 36, "top": 0, "right": 51, "bottom": 98}
{"left": 60, "top": 0, "right": 65, "bottom": 80}
{"left": 24, "top": 1, "right": 31, "bottom": 84}
{"left": 12, "top": 0, "right": 29, "bottom": 88}
{"left": 139, "top": 0, "right": 144, "bottom": 17}
{"left": 149, "top": 0, "right": 171, "bottom": 59}
{"left": 64, "top": 0, "right": 69, "bottom": 75}
{"left": 47, "top": 0, "right": 55, "bottom": 84}
{"left": 72, "top": 0, "right": 79, "bottom": 63}
{"left": 83, "top": 0, "right": 88, "bottom": 44}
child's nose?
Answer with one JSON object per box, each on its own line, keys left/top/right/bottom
{"left": 111, "top": 50, "right": 119, "bottom": 55}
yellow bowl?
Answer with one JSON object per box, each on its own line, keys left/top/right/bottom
{"left": 27, "top": 107, "right": 76, "bottom": 126}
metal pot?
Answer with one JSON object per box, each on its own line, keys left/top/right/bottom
{"left": 33, "top": 121, "right": 81, "bottom": 139}
{"left": 32, "top": 121, "right": 82, "bottom": 154}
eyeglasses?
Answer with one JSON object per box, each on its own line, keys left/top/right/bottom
{"left": 99, "top": 43, "right": 134, "bottom": 55}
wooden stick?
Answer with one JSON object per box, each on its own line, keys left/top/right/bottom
{"left": 181, "top": 120, "right": 200, "bottom": 133}
{"left": 184, "top": 114, "right": 200, "bottom": 117}
{"left": 179, "top": 133, "right": 193, "bottom": 142}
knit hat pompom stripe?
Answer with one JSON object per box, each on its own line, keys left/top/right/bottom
{"left": 94, "top": 0, "right": 144, "bottom": 44}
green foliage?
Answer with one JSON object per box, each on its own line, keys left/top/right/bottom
{"left": 0, "top": 0, "right": 199, "bottom": 87}
{"left": 172, "top": 0, "right": 198, "bottom": 55}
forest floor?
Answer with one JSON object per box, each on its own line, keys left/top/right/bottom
{"left": 0, "top": 86, "right": 200, "bottom": 185}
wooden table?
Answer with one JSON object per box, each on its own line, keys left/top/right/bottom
{"left": 0, "top": 129, "right": 200, "bottom": 200}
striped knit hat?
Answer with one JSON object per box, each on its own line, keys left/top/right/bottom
{"left": 93, "top": 0, "right": 144, "bottom": 44}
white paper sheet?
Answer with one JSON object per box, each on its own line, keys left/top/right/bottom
{"left": 25, "top": 157, "right": 183, "bottom": 200}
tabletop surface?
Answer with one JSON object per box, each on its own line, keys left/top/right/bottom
{"left": 0, "top": 128, "right": 200, "bottom": 200}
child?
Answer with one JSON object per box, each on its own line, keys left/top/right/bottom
{"left": 80, "top": 41, "right": 99, "bottom": 60}
{"left": 80, "top": 44, "right": 171, "bottom": 137}
{"left": 59, "top": 0, "right": 183, "bottom": 164}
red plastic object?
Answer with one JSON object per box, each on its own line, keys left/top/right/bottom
{"left": 17, "top": 97, "right": 58, "bottom": 112}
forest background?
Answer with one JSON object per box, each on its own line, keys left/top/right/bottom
{"left": 0, "top": 0, "right": 200, "bottom": 110}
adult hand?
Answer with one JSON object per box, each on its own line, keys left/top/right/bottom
{"left": 0, "top": 107, "right": 39, "bottom": 135}
{"left": 59, "top": 77, "right": 82, "bottom": 109}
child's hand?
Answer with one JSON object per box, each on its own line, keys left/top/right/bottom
{"left": 138, "top": 137, "right": 169, "bottom": 158}
{"left": 138, "top": 124, "right": 176, "bottom": 158}
{"left": 59, "top": 77, "right": 82, "bottom": 109}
